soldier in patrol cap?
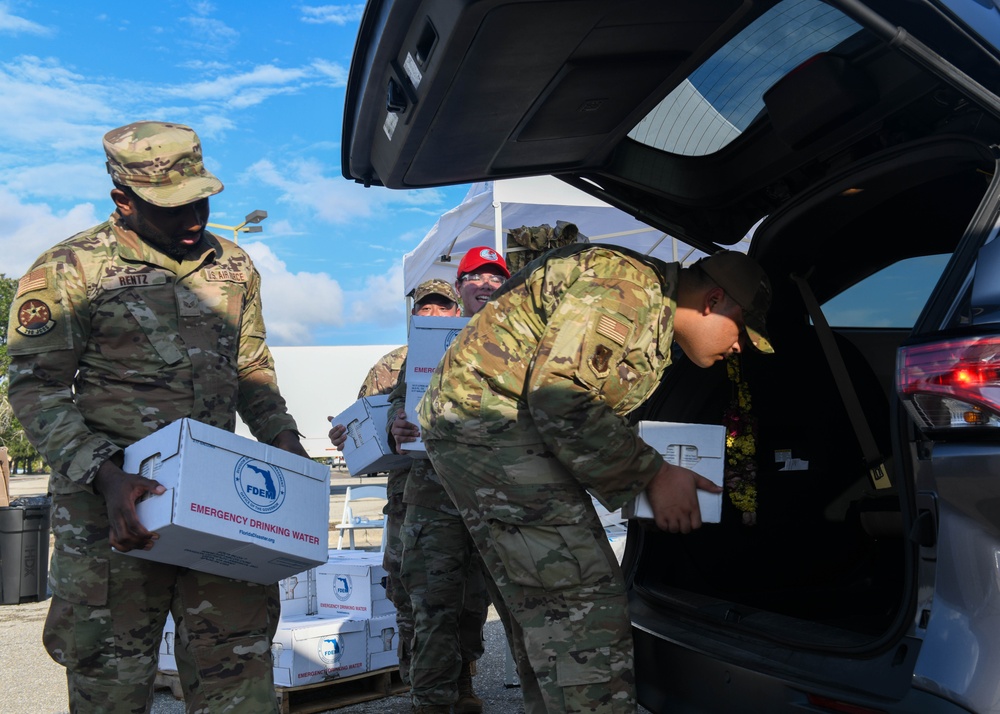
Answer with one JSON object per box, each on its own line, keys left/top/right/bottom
{"left": 7, "top": 120, "right": 309, "bottom": 713}
{"left": 327, "top": 276, "right": 462, "bottom": 689}
{"left": 387, "top": 246, "right": 510, "bottom": 714}
{"left": 416, "top": 244, "right": 773, "bottom": 714}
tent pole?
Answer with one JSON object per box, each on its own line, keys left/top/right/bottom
{"left": 493, "top": 198, "right": 504, "bottom": 255}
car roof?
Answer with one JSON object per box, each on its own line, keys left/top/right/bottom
{"left": 342, "top": 0, "right": 1000, "bottom": 250}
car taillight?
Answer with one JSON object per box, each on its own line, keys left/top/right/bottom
{"left": 897, "top": 336, "right": 1000, "bottom": 430}
{"left": 805, "top": 693, "right": 887, "bottom": 714}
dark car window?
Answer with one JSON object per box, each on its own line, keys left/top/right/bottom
{"left": 628, "top": 0, "right": 860, "bottom": 156}
{"left": 822, "top": 254, "right": 950, "bottom": 328}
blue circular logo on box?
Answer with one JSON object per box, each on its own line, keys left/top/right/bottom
{"left": 318, "top": 634, "right": 344, "bottom": 666}
{"left": 234, "top": 457, "right": 286, "bottom": 514}
{"left": 333, "top": 573, "right": 353, "bottom": 601}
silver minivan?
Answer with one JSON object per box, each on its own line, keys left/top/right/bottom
{"left": 342, "top": 0, "right": 1000, "bottom": 710}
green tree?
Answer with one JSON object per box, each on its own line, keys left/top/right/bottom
{"left": 0, "top": 274, "right": 43, "bottom": 473}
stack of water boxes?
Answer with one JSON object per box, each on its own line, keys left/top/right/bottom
{"left": 159, "top": 550, "right": 398, "bottom": 687}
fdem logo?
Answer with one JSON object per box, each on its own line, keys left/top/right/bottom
{"left": 444, "top": 329, "right": 461, "bottom": 350}
{"left": 334, "top": 574, "right": 353, "bottom": 601}
{"left": 234, "top": 457, "right": 286, "bottom": 514}
{"left": 318, "top": 634, "right": 343, "bottom": 667}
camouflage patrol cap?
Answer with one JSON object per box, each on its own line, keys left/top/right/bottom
{"left": 696, "top": 251, "right": 774, "bottom": 354}
{"left": 412, "top": 278, "right": 460, "bottom": 306}
{"left": 103, "top": 121, "right": 223, "bottom": 208}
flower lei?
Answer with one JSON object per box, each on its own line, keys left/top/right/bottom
{"left": 724, "top": 354, "right": 757, "bottom": 525}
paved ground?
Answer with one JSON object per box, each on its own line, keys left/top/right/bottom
{"left": 0, "top": 471, "right": 531, "bottom": 714}
{"left": 2, "top": 471, "right": 645, "bottom": 714}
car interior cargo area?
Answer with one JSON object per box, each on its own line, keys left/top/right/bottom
{"left": 627, "top": 146, "right": 995, "bottom": 649}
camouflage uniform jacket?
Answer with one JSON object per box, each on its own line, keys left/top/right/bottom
{"left": 6, "top": 211, "right": 298, "bottom": 495}
{"left": 418, "top": 244, "right": 677, "bottom": 511}
{"left": 358, "top": 345, "right": 407, "bottom": 399}
{"left": 387, "top": 359, "right": 459, "bottom": 516}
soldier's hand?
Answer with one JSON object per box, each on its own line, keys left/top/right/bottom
{"left": 93, "top": 458, "right": 165, "bottom": 553}
{"left": 645, "top": 462, "right": 723, "bottom": 534}
{"left": 272, "top": 429, "right": 310, "bottom": 459}
{"left": 327, "top": 420, "right": 348, "bottom": 450}
{"left": 390, "top": 408, "right": 420, "bottom": 453}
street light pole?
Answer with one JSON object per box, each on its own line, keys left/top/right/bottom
{"left": 207, "top": 209, "right": 268, "bottom": 244}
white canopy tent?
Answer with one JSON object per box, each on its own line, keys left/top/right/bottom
{"left": 402, "top": 176, "right": 719, "bottom": 294}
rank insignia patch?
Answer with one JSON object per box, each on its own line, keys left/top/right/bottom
{"left": 589, "top": 344, "right": 613, "bottom": 378}
{"left": 16, "top": 299, "right": 56, "bottom": 337}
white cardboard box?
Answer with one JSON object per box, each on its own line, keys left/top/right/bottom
{"left": 122, "top": 418, "right": 330, "bottom": 584}
{"left": 366, "top": 613, "right": 399, "bottom": 671}
{"left": 623, "top": 422, "right": 726, "bottom": 523}
{"left": 316, "top": 550, "right": 391, "bottom": 618}
{"left": 279, "top": 567, "right": 317, "bottom": 618}
{"left": 271, "top": 615, "right": 368, "bottom": 687}
{"left": 402, "top": 315, "right": 470, "bottom": 453}
{"left": 335, "top": 395, "right": 411, "bottom": 475}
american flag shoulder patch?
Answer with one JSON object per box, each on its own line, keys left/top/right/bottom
{"left": 596, "top": 314, "right": 629, "bottom": 346}
{"left": 16, "top": 268, "right": 47, "bottom": 297}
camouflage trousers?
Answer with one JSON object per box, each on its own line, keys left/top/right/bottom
{"left": 424, "top": 440, "right": 635, "bottom": 714}
{"left": 399, "top": 503, "right": 489, "bottom": 708}
{"left": 45, "top": 489, "right": 280, "bottom": 714}
{"left": 382, "top": 468, "right": 414, "bottom": 685}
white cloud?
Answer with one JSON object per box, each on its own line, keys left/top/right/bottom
{"left": 0, "top": 191, "right": 101, "bottom": 278}
{"left": 245, "top": 242, "right": 407, "bottom": 345}
{"left": 311, "top": 59, "right": 348, "bottom": 86}
{"left": 343, "top": 262, "right": 407, "bottom": 326}
{"left": 0, "top": 4, "right": 53, "bottom": 36}
{"left": 0, "top": 162, "right": 108, "bottom": 201}
{"left": 0, "top": 56, "right": 115, "bottom": 150}
{"left": 300, "top": 4, "right": 365, "bottom": 25}
{"left": 247, "top": 158, "right": 445, "bottom": 224}
{"left": 194, "top": 113, "right": 237, "bottom": 139}
{"left": 245, "top": 242, "right": 347, "bottom": 344}
{"left": 169, "top": 64, "right": 309, "bottom": 103}
{"left": 190, "top": 1, "right": 216, "bottom": 15}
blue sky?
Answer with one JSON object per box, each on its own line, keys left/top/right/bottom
{"left": 0, "top": 1, "right": 470, "bottom": 346}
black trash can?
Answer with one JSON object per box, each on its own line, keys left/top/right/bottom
{"left": 0, "top": 497, "right": 51, "bottom": 604}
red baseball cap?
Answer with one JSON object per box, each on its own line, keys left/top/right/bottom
{"left": 457, "top": 246, "right": 510, "bottom": 278}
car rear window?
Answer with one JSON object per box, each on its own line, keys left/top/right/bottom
{"left": 822, "top": 254, "right": 950, "bottom": 328}
{"left": 628, "top": 0, "right": 860, "bottom": 156}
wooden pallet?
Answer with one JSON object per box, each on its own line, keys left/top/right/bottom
{"left": 276, "top": 667, "right": 408, "bottom": 714}
{"left": 154, "top": 667, "right": 408, "bottom": 714}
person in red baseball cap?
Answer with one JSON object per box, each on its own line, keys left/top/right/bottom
{"left": 454, "top": 246, "right": 510, "bottom": 315}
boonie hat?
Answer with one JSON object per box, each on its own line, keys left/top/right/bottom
{"left": 457, "top": 246, "right": 510, "bottom": 278}
{"left": 104, "top": 121, "right": 224, "bottom": 208}
{"left": 697, "top": 251, "right": 774, "bottom": 354}
{"left": 412, "top": 278, "right": 460, "bottom": 306}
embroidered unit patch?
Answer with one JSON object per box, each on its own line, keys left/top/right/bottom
{"left": 15, "top": 299, "right": 56, "bottom": 337}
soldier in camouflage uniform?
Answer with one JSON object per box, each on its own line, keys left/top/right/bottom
{"left": 6, "top": 121, "right": 309, "bottom": 714}
{"left": 327, "top": 278, "right": 462, "bottom": 688}
{"left": 387, "top": 247, "right": 510, "bottom": 714}
{"left": 417, "top": 245, "right": 774, "bottom": 714}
